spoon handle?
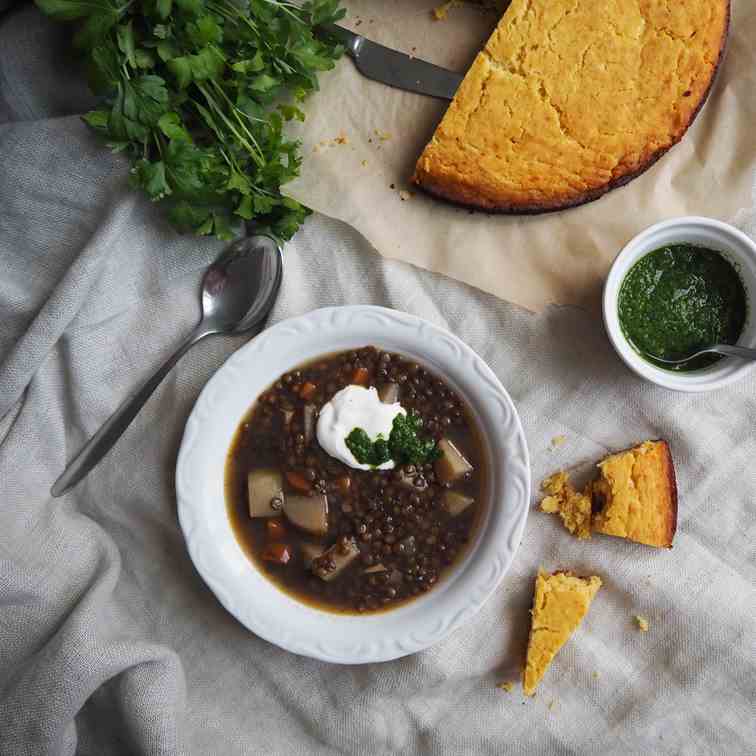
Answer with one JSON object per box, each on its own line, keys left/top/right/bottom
{"left": 713, "top": 344, "right": 756, "bottom": 361}
{"left": 51, "top": 323, "right": 212, "bottom": 497}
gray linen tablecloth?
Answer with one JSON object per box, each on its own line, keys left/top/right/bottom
{"left": 1, "top": 5, "right": 755, "bottom": 755}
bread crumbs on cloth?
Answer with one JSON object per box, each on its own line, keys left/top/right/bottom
{"left": 432, "top": 2, "right": 456, "bottom": 20}
{"left": 635, "top": 615, "right": 650, "bottom": 632}
{"left": 539, "top": 471, "right": 592, "bottom": 539}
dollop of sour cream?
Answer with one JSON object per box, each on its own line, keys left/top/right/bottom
{"left": 316, "top": 385, "right": 405, "bottom": 471}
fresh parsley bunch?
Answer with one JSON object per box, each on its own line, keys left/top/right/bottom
{"left": 35, "top": 0, "right": 345, "bottom": 240}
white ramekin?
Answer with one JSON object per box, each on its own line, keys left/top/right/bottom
{"left": 603, "top": 217, "right": 756, "bottom": 392}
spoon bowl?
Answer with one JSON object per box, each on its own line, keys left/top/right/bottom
{"left": 201, "top": 235, "right": 283, "bottom": 334}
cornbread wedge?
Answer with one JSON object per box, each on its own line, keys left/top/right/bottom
{"left": 591, "top": 441, "right": 678, "bottom": 548}
{"left": 523, "top": 570, "right": 602, "bottom": 696}
{"left": 414, "top": 0, "right": 730, "bottom": 212}
{"left": 540, "top": 440, "right": 678, "bottom": 548}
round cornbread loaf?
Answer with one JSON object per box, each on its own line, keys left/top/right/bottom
{"left": 413, "top": 0, "right": 730, "bottom": 213}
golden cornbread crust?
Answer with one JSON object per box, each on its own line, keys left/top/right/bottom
{"left": 413, "top": 0, "right": 730, "bottom": 213}
{"left": 592, "top": 440, "right": 678, "bottom": 549}
{"left": 539, "top": 440, "right": 678, "bottom": 548}
{"left": 523, "top": 570, "right": 602, "bottom": 696}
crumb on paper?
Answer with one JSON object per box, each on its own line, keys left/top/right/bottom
{"left": 433, "top": 1, "right": 457, "bottom": 20}
{"left": 390, "top": 183, "right": 396, "bottom": 190}
{"left": 547, "top": 699, "right": 556, "bottom": 711}
{"left": 333, "top": 133, "right": 349, "bottom": 145}
{"left": 592, "top": 671, "right": 600, "bottom": 680}
{"left": 399, "top": 190, "right": 411, "bottom": 201}
{"left": 374, "top": 129, "right": 392, "bottom": 142}
{"left": 361, "top": 159, "right": 369, "bottom": 167}
{"left": 496, "top": 681, "right": 514, "bottom": 693}
{"left": 550, "top": 435, "right": 567, "bottom": 449}
{"left": 635, "top": 615, "right": 650, "bottom": 632}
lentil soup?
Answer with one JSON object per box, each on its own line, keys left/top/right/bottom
{"left": 225, "top": 346, "right": 488, "bottom": 614}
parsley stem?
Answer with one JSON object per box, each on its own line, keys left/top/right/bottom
{"left": 195, "top": 82, "right": 265, "bottom": 168}
{"left": 208, "top": 78, "right": 266, "bottom": 161}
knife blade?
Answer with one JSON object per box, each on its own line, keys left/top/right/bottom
{"left": 321, "top": 24, "right": 463, "bottom": 101}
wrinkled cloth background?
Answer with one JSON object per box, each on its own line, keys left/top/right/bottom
{"left": 1, "top": 5, "right": 755, "bottom": 756}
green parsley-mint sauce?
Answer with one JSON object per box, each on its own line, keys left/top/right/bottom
{"left": 618, "top": 244, "right": 747, "bottom": 371}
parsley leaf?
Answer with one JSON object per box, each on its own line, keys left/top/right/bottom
{"left": 34, "top": 0, "right": 345, "bottom": 241}
{"left": 346, "top": 413, "right": 440, "bottom": 469}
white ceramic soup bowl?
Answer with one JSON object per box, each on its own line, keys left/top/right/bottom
{"left": 603, "top": 217, "right": 756, "bottom": 392}
{"left": 176, "top": 306, "right": 530, "bottom": 663}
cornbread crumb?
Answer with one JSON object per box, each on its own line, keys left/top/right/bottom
{"left": 432, "top": 2, "right": 455, "bottom": 20}
{"left": 497, "top": 681, "right": 514, "bottom": 693}
{"left": 548, "top": 699, "right": 556, "bottom": 711}
{"left": 361, "top": 160, "right": 369, "bottom": 167}
{"left": 333, "top": 133, "right": 348, "bottom": 145}
{"left": 539, "top": 472, "right": 592, "bottom": 539}
{"left": 374, "top": 129, "right": 392, "bottom": 142}
{"left": 399, "top": 190, "right": 411, "bottom": 201}
{"left": 592, "top": 671, "right": 600, "bottom": 680}
{"left": 551, "top": 435, "right": 567, "bottom": 449}
{"left": 433, "top": 0, "right": 492, "bottom": 19}
{"left": 635, "top": 615, "right": 650, "bottom": 632}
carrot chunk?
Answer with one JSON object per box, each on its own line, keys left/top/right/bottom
{"left": 266, "top": 519, "right": 286, "bottom": 539}
{"left": 352, "top": 367, "right": 369, "bottom": 386}
{"left": 299, "top": 381, "right": 317, "bottom": 400}
{"left": 336, "top": 476, "right": 352, "bottom": 495}
{"left": 285, "top": 471, "right": 312, "bottom": 493}
{"left": 261, "top": 543, "right": 291, "bottom": 564}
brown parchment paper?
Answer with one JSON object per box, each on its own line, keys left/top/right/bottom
{"left": 284, "top": 0, "right": 756, "bottom": 312}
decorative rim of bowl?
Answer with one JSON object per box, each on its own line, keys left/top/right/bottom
{"left": 603, "top": 216, "right": 756, "bottom": 393}
{"left": 176, "top": 305, "right": 530, "bottom": 663}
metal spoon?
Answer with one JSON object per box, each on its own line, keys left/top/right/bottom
{"left": 648, "top": 343, "right": 756, "bottom": 367}
{"left": 51, "top": 234, "right": 283, "bottom": 498}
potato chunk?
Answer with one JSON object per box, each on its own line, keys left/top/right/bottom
{"left": 442, "top": 490, "right": 475, "bottom": 516}
{"left": 283, "top": 494, "right": 329, "bottom": 536}
{"left": 435, "top": 439, "right": 473, "bottom": 484}
{"left": 312, "top": 537, "right": 360, "bottom": 581}
{"left": 247, "top": 469, "right": 284, "bottom": 518}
